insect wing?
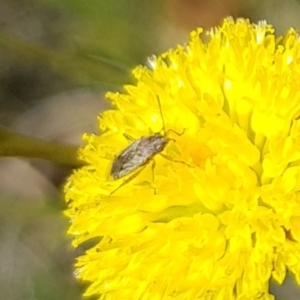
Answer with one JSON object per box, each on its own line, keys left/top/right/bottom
{"left": 110, "top": 139, "right": 148, "bottom": 179}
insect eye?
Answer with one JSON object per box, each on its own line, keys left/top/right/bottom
{"left": 156, "top": 144, "right": 163, "bottom": 151}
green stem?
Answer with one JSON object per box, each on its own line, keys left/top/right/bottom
{"left": 0, "top": 127, "right": 84, "bottom": 167}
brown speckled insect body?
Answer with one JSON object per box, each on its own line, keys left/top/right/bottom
{"left": 109, "top": 97, "right": 173, "bottom": 193}
{"left": 111, "top": 133, "right": 169, "bottom": 180}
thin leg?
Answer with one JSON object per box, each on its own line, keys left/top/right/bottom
{"left": 109, "top": 168, "right": 143, "bottom": 195}
{"left": 166, "top": 128, "right": 186, "bottom": 137}
{"left": 123, "top": 132, "right": 135, "bottom": 142}
{"left": 150, "top": 159, "right": 157, "bottom": 194}
{"left": 160, "top": 153, "right": 193, "bottom": 168}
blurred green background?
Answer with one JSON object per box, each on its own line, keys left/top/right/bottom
{"left": 1, "top": 0, "right": 300, "bottom": 299}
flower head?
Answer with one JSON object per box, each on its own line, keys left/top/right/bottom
{"left": 64, "top": 17, "right": 300, "bottom": 299}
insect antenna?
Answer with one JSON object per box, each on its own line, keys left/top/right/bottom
{"left": 156, "top": 96, "right": 167, "bottom": 135}
{"left": 156, "top": 96, "right": 181, "bottom": 139}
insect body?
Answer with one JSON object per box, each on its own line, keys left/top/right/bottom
{"left": 109, "top": 96, "right": 183, "bottom": 194}
{"left": 111, "top": 133, "right": 169, "bottom": 180}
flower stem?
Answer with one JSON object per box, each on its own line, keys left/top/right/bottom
{"left": 0, "top": 127, "right": 84, "bottom": 167}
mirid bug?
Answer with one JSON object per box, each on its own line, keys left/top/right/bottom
{"left": 109, "top": 96, "right": 184, "bottom": 194}
{"left": 110, "top": 133, "right": 169, "bottom": 180}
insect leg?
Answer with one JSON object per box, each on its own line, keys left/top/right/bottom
{"left": 150, "top": 159, "right": 157, "bottom": 194}
{"left": 123, "top": 132, "right": 135, "bottom": 142}
{"left": 159, "top": 153, "right": 194, "bottom": 168}
{"left": 109, "top": 168, "right": 143, "bottom": 195}
{"left": 166, "top": 128, "right": 186, "bottom": 137}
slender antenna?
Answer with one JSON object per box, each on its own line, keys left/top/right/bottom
{"left": 156, "top": 96, "right": 166, "bottom": 134}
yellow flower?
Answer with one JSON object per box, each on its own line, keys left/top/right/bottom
{"left": 64, "top": 17, "right": 300, "bottom": 299}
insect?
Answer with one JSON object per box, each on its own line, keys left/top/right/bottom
{"left": 109, "top": 96, "right": 185, "bottom": 194}
{"left": 110, "top": 133, "right": 169, "bottom": 180}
